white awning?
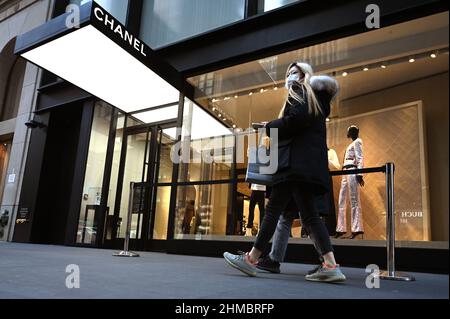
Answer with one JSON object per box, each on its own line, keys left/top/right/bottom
{"left": 15, "top": 1, "right": 192, "bottom": 114}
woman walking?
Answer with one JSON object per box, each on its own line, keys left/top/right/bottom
{"left": 224, "top": 62, "right": 345, "bottom": 282}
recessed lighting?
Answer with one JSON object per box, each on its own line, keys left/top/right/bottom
{"left": 224, "top": 97, "right": 230, "bottom": 100}
{"left": 363, "top": 67, "right": 369, "bottom": 71}
{"left": 232, "top": 125, "right": 237, "bottom": 128}
{"left": 274, "top": 87, "right": 278, "bottom": 91}
{"left": 218, "top": 114, "right": 222, "bottom": 117}
{"left": 212, "top": 107, "right": 216, "bottom": 111}
{"left": 326, "top": 118, "right": 330, "bottom": 122}
{"left": 249, "top": 92, "right": 253, "bottom": 96}
{"left": 342, "top": 72, "right": 348, "bottom": 77}
{"left": 212, "top": 98, "right": 218, "bottom": 103}
{"left": 234, "top": 95, "right": 238, "bottom": 99}
{"left": 409, "top": 58, "right": 415, "bottom": 63}
{"left": 223, "top": 118, "right": 227, "bottom": 121}
{"left": 381, "top": 64, "right": 387, "bottom": 69}
{"left": 430, "top": 53, "right": 437, "bottom": 59}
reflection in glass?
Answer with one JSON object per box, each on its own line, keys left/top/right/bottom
{"left": 105, "top": 113, "right": 125, "bottom": 240}
{"left": 132, "top": 105, "right": 179, "bottom": 125}
{"left": 118, "top": 131, "right": 150, "bottom": 238}
{"left": 140, "top": 0, "right": 245, "bottom": 48}
{"left": 259, "top": 0, "right": 302, "bottom": 13}
{"left": 152, "top": 186, "right": 171, "bottom": 240}
{"left": 178, "top": 99, "right": 233, "bottom": 182}
{"left": 77, "top": 102, "right": 112, "bottom": 244}
{"left": 174, "top": 184, "right": 232, "bottom": 239}
{"left": 157, "top": 129, "right": 177, "bottom": 183}
{"left": 70, "top": 0, "right": 129, "bottom": 24}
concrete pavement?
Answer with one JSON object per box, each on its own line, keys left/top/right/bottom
{"left": 0, "top": 242, "right": 447, "bottom": 299}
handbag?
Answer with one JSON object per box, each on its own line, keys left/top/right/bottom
{"left": 245, "top": 133, "right": 292, "bottom": 186}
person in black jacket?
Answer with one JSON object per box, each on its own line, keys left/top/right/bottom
{"left": 224, "top": 62, "right": 346, "bottom": 282}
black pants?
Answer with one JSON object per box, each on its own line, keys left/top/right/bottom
{"left": 254, "top": 182, "right": 333, "bottom": 256}
{"left": 247, "top": 191, "right": 265, "bottom": 228}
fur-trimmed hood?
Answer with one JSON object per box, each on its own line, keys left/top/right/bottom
{"left": 310, "top": 75, "right": 339, "bottom": 99}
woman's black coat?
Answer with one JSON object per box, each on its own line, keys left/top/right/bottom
{"left": 266, "top": 76, "right": 337, "bottom": 195}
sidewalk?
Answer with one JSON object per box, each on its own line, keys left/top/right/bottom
{"left": 0, "top": 242, "right": 447, "bottom": 299}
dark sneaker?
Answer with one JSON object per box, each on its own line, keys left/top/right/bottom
{"left": 256, "top": 255, "right": 281, "bottom": 274}
{"left": 305, "top": 263, "right": 346, "bottom": 283}
{"left": 223, "top": 252, "right": 257, "bottom": 277}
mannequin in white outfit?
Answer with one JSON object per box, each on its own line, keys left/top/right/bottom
{"left": 336, "top": 125, "right": 365, "bottom": 239}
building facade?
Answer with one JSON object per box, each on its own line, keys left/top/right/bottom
{"left": 3, "top": 0, "right": 449, "bottom": 272}
{"left": 0, "top": 0, "right": 53, "bottom": 241}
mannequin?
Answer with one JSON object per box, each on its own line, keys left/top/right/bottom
{"left": 336, "top": 125, "right": 365, "bottom": 239}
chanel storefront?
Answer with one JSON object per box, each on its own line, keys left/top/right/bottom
{"left": 10, "top": 0, "right": 448, "bottom": 273}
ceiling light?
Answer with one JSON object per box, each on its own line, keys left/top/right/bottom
{"left": 381, "top": 64, "right": 387, "bottom": 69}
{"left": 363, "top": 67, "right": 369, "bottom": 71}
{"left": 218, "top": 114, "right": 222, "bottom": 117}
{"left": 15, "top": 2, "right": 187, "bottom": 114}
{"left": 273, "top": 87, "right": 278, "bottom": 91}
{"left": 430, "top": 53, "right": 437, "bottom": 58}
{"left": 409, "top": 58, "right": 415, "bottom": 63}
{"left": 234, "top": 95, "right": 238, "bottom": 99}
{"left": 249, "top": 92, "right": 253, "bottom": 96}
{"left": 326, "top": 118, "right": 330, "bottom": 122}
{"left": 212, "top": 107, "right": 216, "bottom": 111}
{"left": 342, "top": 72, "right": 348, "bottom": 77}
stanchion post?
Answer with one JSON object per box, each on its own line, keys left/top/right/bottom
{"left": 113, "top": 182, "right": 140, "bottom": 257}
{"left": 378, "top": 163, "right": 414, "bottom": 281}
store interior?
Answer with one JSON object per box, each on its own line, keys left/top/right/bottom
{"left": 183, "top": 11, "right": 449, "bottom": 242}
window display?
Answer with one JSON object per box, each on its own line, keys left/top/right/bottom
{"left": 184, "top": 12, "right": 448, "bottom": 244}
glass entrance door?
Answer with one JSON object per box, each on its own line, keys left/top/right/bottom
{"left": 112, "top": 124, "right": 177, "bottom": 250}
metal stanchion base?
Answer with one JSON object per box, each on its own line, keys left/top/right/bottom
{"left": 377, "top": 271, "right": 415, "bottom": 281}
{"left": 113, "top": 251, "right": 140, "bottom": 257}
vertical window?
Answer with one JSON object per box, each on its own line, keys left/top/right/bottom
{"left": 104, "top": 113, "right": 125, "bottom": 240}
{"left": 76, "top": 102, "right": 112, "bottom": 244}
{"left": 140, "top": 0, "right": 245, "bottom": 48}
{"left": 70, "top": 0, "right": 129, "bottom": 24}
{"left": 257, "top": 0, "right": 303, "bottom": 13}
{"left": 174, "top": 98, "right": 234, "bottom": 239}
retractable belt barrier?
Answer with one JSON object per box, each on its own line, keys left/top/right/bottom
{"left": 113, "top": 182, "right": 140, "bottom": 258}
{"left": 330, "top": 162, "right": 415, "bottom": 281}
{"left": 112, "top": 164, "right": 414, "bottom": 280}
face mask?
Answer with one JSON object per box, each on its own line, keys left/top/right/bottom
{"left": 285, "top": 73, "right": 301, "bottom": 89}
